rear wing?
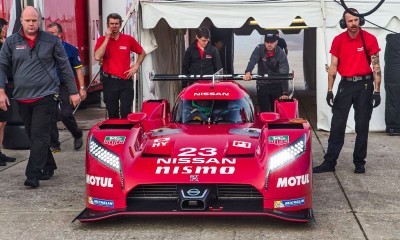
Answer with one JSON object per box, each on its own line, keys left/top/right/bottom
{"left": 149, "top": 71, "right": 295, "bottom": 97}
{"left": 150, "top": 72, "right": 294, "bottom": 81}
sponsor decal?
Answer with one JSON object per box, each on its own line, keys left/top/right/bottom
{"left": 156, "top": 165, "right": 235, "bottom": 175}
{"left": 193, "top": 92, "right": 230, "bottom": 96}
{"left": 88, "top": 197, "right": 114, "bottom": 208}
{"left": 233, "top": 140, "right": 251, "bottom": 149}
{"left": 86, "top": 174, "right": 114, "bottom": 188}
{"left": 104, "top": 136, "right": 126, "bottom": 146}
{"left": 268, "top": 136, "right": 289, "bottom": 146}
{"left": 152, "top": 137, "right": 170, "bottom": 148}
{"left": 178, "top": 74, "right": 213, "bottom": 78}
{"left": 274, "top": 197, "right": 305, "bottom": 208}
{"left": 276, "top": 174, "right": 309, "bottom": 188}
{"left": 187, "top": 189, "right": 201, "bottom": 196}
{"left": 156, "top": 147, "right": 236, "bottom": 175}
{"left": 16, "top": 45, "right": 27, "bottom": 50}
{"left": 190, "top": 175, "right": 199, "bottom": 182}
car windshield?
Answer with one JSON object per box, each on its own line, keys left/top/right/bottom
{"left": 172, "top": 97, "right": 254, "bottom": 124}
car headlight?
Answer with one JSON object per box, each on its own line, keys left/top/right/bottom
{"left": 268, "top": 134, "right": 306, "bottom": 173}
{"left": 88, "top": 136, "right": 121, "bottom": 172}
{"left": 265, "top": 134, "right": 306, "bottom": 189}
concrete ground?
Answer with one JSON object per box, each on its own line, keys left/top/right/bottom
{"left": 0, "top": 91, "right": 399, "bottom": 240}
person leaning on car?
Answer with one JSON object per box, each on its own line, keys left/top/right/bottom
{"left": 243, "top": 30, "right": 289, "bottom": 112}
{"left": 181, "top": 27, "right": 222, "bottom": 87}
{"left": 94, "top": 13, "right": 146, "bottom": 119}
{"left": 0, "top": 6, "right": 81, "bottom": 188}
{"left": 313, "top": 8, "right": 381, "bottom": 174}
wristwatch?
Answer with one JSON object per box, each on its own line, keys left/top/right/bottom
{"left": 80, "top": 86, "right": 86, "bottom": 90}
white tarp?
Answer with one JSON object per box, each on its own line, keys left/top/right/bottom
{"left": 141, "top": 0, "right": 323, "bottom": 29}
{"left": 137, "top": 0, "right": 400, "bottom": 132}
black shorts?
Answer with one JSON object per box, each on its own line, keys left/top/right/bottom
{"left": 0, "top": 84, "right": 13, "bottom": 122}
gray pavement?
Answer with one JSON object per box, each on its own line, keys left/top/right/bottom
{"left": 0, "top": 92, "right": 399, "bottom": 240}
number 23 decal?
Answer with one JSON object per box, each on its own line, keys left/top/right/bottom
{"left": 178, "top": 147, "right": 217, "bottom": 156}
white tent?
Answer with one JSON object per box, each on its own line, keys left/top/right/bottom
{"left": 135, "top": 0, "right": 400, "bottom": 132}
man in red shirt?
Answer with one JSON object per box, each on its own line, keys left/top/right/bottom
{"left": 313, "top": 8, "right": 381, "bottom": 174}
{"left": 94, "top": 13, "right": 146, "bottom": 118}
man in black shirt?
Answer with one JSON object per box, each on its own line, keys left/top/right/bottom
{"left": 181, "top": 27, "right": 222, "bottom": 87}
{"left": 275, "top": 30, "right": 288, "bottom": 55}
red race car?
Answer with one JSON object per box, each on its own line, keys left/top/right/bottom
{"left": 75, "top": 73, "right": 314, "bottom": 222}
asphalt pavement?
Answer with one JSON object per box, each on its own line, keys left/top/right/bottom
{"left": 0, "top": 90, "right": 399, "bottom": 240}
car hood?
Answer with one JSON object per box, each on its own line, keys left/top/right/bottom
{"left": 126, "top": 124, "right": 266, "bottom": 186}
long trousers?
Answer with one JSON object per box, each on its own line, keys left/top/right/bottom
{"left": 324, "top": 78, "right": 374, "bottom": 167}
{"left": 17, "top": 95, "right": 58, "bottom": 178}
{"left": 102, "top": 76, "right": 134, "bottom": 118}
{"left": 257, "top": 83, "right": 283, "bottom": 112}
{"left": 50, "top": 84, "right": 82, "bottom": 147}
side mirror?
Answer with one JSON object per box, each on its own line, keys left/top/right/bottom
{"left": 259, "top": 112, "right": 280, "bottom": 123}
{"left": 127, "top": 112, "right": 147, "bottom": 123}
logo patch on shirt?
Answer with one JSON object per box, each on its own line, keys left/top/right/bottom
{"left": 357, "top": 47, "right": 364, "bottom": 52}
{"left": 205, "top": 54, "right": 213, "bottom": 59}
{"left": 119, "top": 46, "right": 128, "bottom": 50}
{"left": 16, "top": 45, "right": 27, "bottom": 50}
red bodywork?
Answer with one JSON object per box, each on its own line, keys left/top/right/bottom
{"left": 76, "top": 80, "right": 313, "bottom": 223}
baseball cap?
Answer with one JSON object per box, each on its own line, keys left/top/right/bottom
{"left": 264, "top": 30, "right": 278, "bottom": 42}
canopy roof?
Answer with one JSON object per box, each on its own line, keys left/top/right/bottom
{"left": 140, "top": 0, "right": 400, "bottom": 29}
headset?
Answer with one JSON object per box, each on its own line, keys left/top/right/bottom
{"left": 339, "top": 8, "right": 365, "bottom": 29}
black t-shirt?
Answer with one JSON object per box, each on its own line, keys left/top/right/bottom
{"left": 277, "top": 37, "right": 287, "bottom": 50}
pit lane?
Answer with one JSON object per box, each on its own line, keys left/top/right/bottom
{"left": 0, "top": 93, "right": 399, "bottom": 239}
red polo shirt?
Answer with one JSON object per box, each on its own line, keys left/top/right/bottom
{"left": 330, "top": 29, "right": 380, "bottom": 77}
{"left": 196, "top": 41, "right": 204, "bottom": 59}
{"left": 95, "top": 34, "right": 143, "bottom": 79}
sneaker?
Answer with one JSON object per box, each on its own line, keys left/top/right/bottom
{"left": 74, "top": 137, "right": 83, "bottom": 150}
{"left": 313, "top": 161, "right": 336, "bottom": 173}
{"left": 0, "top": 158, "right": 5, "bottom": 166}
{"left": 24, "top": 178, "right": 39, "bottom": 188}
{"left": 40, "top": 169, "right": 55, "bottom": 180}
{"left": 0, "top": 152, "right": 16, "bottom": 162}
{"left": 50, "top": 146, "right": 61, "bottom": 153}
{"left": 354, "top": 165, "right": 365, "bottom": 174}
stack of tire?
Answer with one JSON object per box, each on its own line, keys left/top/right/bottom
{"left": 3, "top": 97, "right": 31, "bottom": 149}
{"left": 384, "top": 33, "right": 400, "bottom": 136}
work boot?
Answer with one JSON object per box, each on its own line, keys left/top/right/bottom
{"left": 313, "top": 161, "right": 336, "bottom": 173}
{"left": 50, "top": 146, "right": 61, "bottom": 153}
{"left": 354, "top": 165, "right": 365, "bottom": 174}
{"left": 40, "top": 169, "right": 55, "bottom": 180}
{"left": 74, "top": 137, "right": 83, "bottom": 150}
{"left": 24, "top": 178, "right": 40, "bottom": 188}
{"left": 0, "top": 151, "right": 16, "bottom": 162}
